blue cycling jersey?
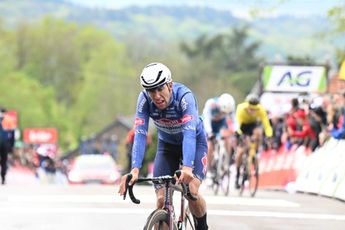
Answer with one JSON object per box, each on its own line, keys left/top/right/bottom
{"left": 131, "top": 82, "right": 205, "bottom": 169}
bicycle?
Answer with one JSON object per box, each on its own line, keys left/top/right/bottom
{"left": 209, "top": 135, "right": 232, "bottom": 196}
{"left": 123, "top": 170, "right": 197, "bottom": 229}
{"left": 237, "top": 135, "right": 259, "bottom": 197}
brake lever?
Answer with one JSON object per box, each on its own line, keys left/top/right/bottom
{"left": 175, "top": 170, "right": 197, "bottom": 201}
{"left": 123, "top": 174, "right": 133, "bottom": 200}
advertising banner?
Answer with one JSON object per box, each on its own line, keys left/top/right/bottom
{"left": 262, "top": 65, "right": 328, "bottom": 93}
{"left": 23, "top": 128, "right": 58, "bottom": 144}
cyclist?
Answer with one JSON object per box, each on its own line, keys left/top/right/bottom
{"left": 118, "top": 62, "right": 209, "bottom": 230}
{"left": 202, "top": 93, "right": 236, "bottom": 172}
{"left": 234, "top": 93, "right": 273, "bottom": 189}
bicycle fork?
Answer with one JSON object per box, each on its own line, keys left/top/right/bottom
{"left": 164, "top": 181, "right": 176, "bottom": 230}
{"left": 177, "top": 191, "right": 187, "bottom": 230}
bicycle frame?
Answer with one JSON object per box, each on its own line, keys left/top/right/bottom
{"left": 124, "top": 171, "right": 196, "bottom": 229}
{"left": 210, "top": 135, "right": 232, "bottom": 196}
{"left": 162, "top": 179, "right": 176, "bottom": 229}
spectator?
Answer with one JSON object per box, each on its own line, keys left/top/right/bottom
{"left": 269, "top": 113, "right": 285, "bottom": 150}
{"left": 309, "top": 106, "right": 327, "bottom": 150}
{"left": 0, "top": 108, "right": 14, "bottom": 185}
{"left": 330, "top": 91, "right": 345, "bottom": 139}
{"left": 286, "top": 98, "right": 302, "bottom": 132}
{"left": 285, "top": 97, "right": 305, "bottom": 149}
{"left": 326, "top": 95, "right": 341, "bottom": 131}
{"left": 288, "top": 109, "right": 315, "bottom": 149}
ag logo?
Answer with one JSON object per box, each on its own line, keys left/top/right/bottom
{"left": 277, "top": 70, "right": 311, "bottom": 87}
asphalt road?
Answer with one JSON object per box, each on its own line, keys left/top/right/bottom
{"left": 1, "top": 176, "right": 345, "bottom": 230}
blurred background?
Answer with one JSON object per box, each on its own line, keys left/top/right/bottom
{"left": 0, "top": 0, "right": 344, "bottom": 183}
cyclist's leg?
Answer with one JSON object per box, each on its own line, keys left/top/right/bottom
{"left": 219, "top": 117, "right": 232, "bottom": 156}
{"left": 189, "top": 133, "right": 208, "bottom": 230}
{"left": 206, "top": 137, "right": 215, "bottom": 171}
{"left": 153, "top": 140, "right": 181, "bottom": 209}
{"left": 188, "top": 178, "right": 208, "bottom": 230}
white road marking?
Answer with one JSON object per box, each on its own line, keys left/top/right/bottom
{"left": 208, "top": 210, "right": 345, "bottom": 220}
{"left": 1, "top": 195, "right": 299, "bottom": 208}
{"left": 0, "top": 207, "right": 344, "bottom": 221}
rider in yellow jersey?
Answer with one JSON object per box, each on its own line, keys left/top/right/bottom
{"left": 234, "top": 94, "right": 273, "bottom": 189}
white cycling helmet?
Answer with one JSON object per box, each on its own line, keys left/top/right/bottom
{"left": 218, "top": 93, "right": 235, "bottom": 114}
{"left": 140, "top": 62, "right": 172, "bottom": 89}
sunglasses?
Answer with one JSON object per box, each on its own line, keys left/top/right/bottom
{"left": 146, "top": 84, "right": 166, "bottom": 93}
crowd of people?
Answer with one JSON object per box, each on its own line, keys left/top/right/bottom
{"left": 201, "top": 90, "right": 345, "bottom": 189}
{"left": 271, "top": 91, "right": 345, "bottom": 152}
{"left": 204, "top": 91, "right": 345, "bottom": 154}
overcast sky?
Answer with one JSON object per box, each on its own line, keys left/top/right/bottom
{"left": 66, "top": 0, "right": 343, "bottom": 18}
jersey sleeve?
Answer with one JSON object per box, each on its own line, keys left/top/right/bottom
{"left": 131, "top": 92, "right": 150, "bottom": 169}
{"left": 202, "top": 99, "right": 213, "bottom": 135}
{"left": 258, "top": 105, "right": 273, "bottom": 137}
{"left": 180, "top": 93, "right": 198, "bottom": 167}
{"left": 235, "top": 104, "right": 244, "bottom": 134}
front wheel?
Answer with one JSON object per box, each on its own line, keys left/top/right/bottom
{"left": 220, "top": 168, "right": 231, "bottom": 196}
{"left": 238, "top": 153, "right": 248, "bottom": 196}
{"left": 238, "top": 154, "right": 259, "bottom": 197}
{"left": 248, "top": 156, "right": 259, "bottom": 197}
{"left": 211, "top": 156, "right": 220, "bottom": 195}
{"left": 144, "top": 209, "right": 178, "bottom": 230}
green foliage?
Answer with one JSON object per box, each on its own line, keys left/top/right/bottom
{"left": 0, "top": 23, "right": 16, "bottom": 74}
{"left": 0, "top": 72, "right": 74, "bottom": 147}
{"left": 16, "top": 17, "right": 82, "bottom": 106}
{"left": 0, "top": 17, "right": 138, "bottom": 151}
{"left": 179, "top": 26, "right": 263, "bottom": 104}
{"left": 0, "top": 1, "right": 340, "bottom": 158}
{"left": 327, "top": 3, "right": 345, "bottom": 67}
{"left": 0, "top": 1, "right": 339, "bottom": 60}
{"left": 328, "top": 4, "right": 345, "bottom": 32}
{"left": 286, "top": 55, "right": 317, "bottom": 65}
{"left": 73, "top": 34, "right": 136, "bottom": 139}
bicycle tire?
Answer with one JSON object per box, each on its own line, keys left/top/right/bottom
{"left": 212, "top": 164, "right": 220, "bottom": 195}
{"left": 183, "top": 207, "right": 195, "bottom": 230}
{"left": 211, "top": 143, "right": 221, "bottom": 195}
{"left": 143, "top": 209, "right": 178, "bottom": 230}
{"left": 220, "top": 168, "right": 231, "bottom": 196}
{"left": 220, "top": 148, "right": 231, "bottom": 196}
{"left": 238, "top": 153, "right": 248, "bottom": 196}
{"left": 248, "top": 156, "right": 259, "bottom": 197}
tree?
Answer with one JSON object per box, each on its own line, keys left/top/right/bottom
{"left": 16, "top": 17, "right": 83, "bottom": 106}
{"left": 328, "top": 4, "right": 345, "bottom": 33}
{"left": 286, "top": 55, "right": 317, "bottom": 65}
{"left": 179, "top": 26, "right": 263, "bottom": 103}
{"left": 327, "top": 3, "right": 345, "bottom": 66}
{"left": 0, "top": 17, "right": 141, "bottom": 151}
{"left": 180, "top": 26, "right": 262, "bottom": 72}
{"left": 0, "top": 73, "right": 75, "bottom": 149}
